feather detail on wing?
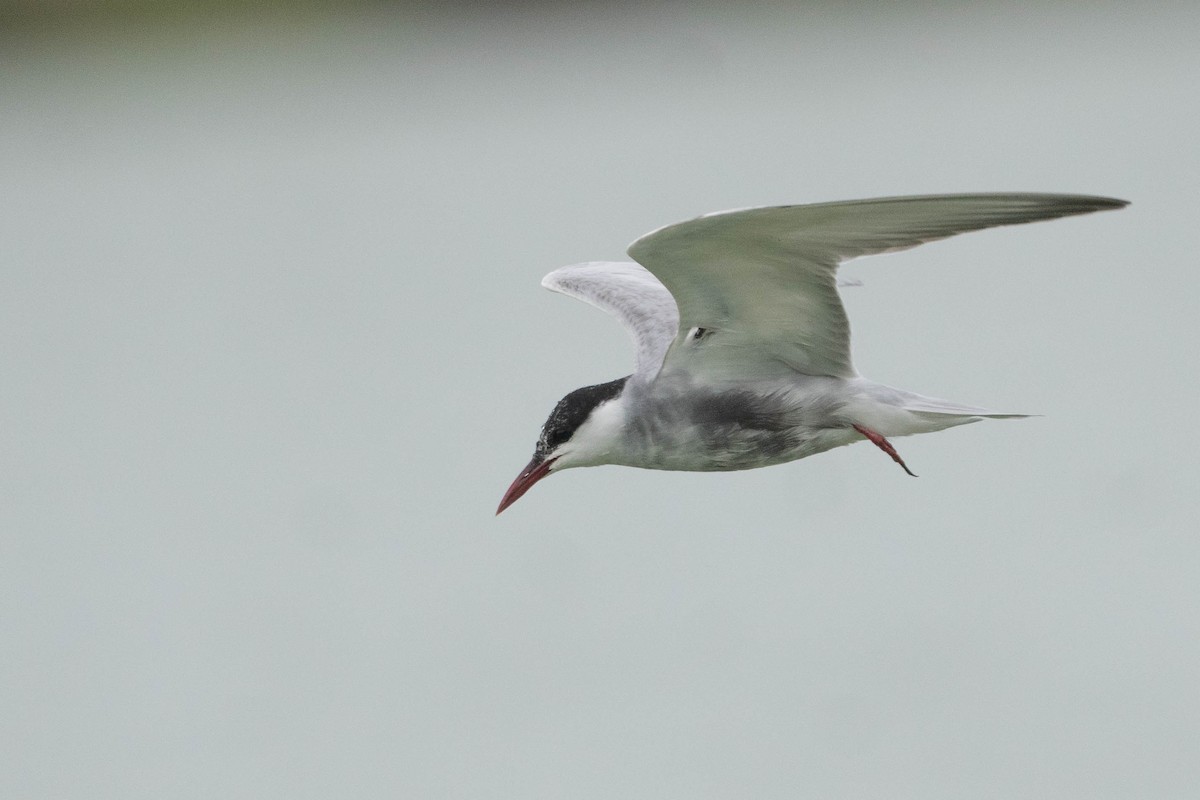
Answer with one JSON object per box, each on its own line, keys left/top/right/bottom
{"left": 627, "top": 193, "right": 1127, "bottom": 383}
{"left": 541, "top": 261, "right": 679, "bottom": 382}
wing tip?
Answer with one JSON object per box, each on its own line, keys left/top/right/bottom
{"left": 1038, "top": 193, "right": 1129, "bottom": 213}
{"left": 540, "top": 261, "right": 614, "bottom": 291}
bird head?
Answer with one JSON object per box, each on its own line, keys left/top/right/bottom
{"left": 496, "top": 377, "right": 629, "bottom": 514}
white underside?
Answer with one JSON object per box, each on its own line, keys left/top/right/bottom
{"left": 551, "top": 376, "right": 1026, "bottom": 473}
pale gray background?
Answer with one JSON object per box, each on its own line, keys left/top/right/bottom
{"left": 2, "top": 2, "right": 1197, "bottom": 797}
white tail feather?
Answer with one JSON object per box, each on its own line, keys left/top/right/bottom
{"left": 902, "top": 395, "right": 1030, "bottom": 420}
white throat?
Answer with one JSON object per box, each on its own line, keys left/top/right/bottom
{"left": 552, "top": 394, "right": 629, "bottom": 470}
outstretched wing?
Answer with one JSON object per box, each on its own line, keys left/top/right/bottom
{"left": 627, "top": 193, "right": 1127, "bottom": 383}
{"left": 541, "top": 261, "right": 679, "bottom": 383}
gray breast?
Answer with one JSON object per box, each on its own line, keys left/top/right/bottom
{"left": 622, "top": 384, "right": 849, "bottom": 471}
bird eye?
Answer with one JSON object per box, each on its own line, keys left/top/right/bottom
{"left": 690, "top": 327, "right": 709, "bottom": 341}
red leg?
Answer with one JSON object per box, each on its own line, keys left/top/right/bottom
{"left": 853, "top": 424, "right": 918, "bottom": 477}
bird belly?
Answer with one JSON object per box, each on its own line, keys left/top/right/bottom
{"left": 616, "top": 383, "right": 857, "bottom": 472}
{"left": 620, "top": 426, "right": 855, "bottom": 472}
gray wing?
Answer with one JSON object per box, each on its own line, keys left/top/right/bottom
{"left": 542, "top": 261, "right": 679, "bottom": 382}
{"left": 626, "top": 193, "right": 1127, "bottom": 383}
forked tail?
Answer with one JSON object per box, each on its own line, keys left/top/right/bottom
{"left": 901, "top": 394, "right": 1030, "bottom": 421}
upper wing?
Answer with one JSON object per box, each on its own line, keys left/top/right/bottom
{"left": 541, "top": 261, "right": 679, "bottom": 382}
{"left": 627, "top": 193, "right": 1128, "bottom": 382}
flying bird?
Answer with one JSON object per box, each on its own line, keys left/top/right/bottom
{"left": 497, "top": 193, "right": 1126, "bottom": 514}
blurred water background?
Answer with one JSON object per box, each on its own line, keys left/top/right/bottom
{"left": 2, "top": 1, "right": 1198, "bottom": 797}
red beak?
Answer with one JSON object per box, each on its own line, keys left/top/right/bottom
{"left": 496, "top": 457, "right": 556, "bottom": 515}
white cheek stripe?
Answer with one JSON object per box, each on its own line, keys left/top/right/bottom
{"left": 554, "top": 397, "right": 627, "bottom": 469}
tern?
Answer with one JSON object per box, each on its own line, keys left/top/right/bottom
{"left": 497, "top": 193, "right": 1126, "bottom": 514}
